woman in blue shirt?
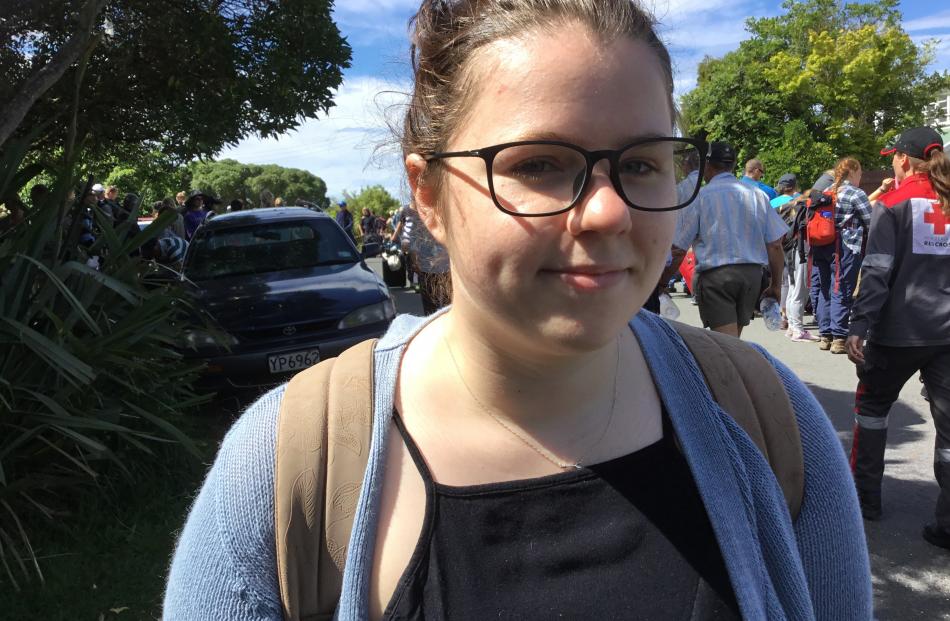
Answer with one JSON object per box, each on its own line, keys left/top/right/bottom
{"left": 164, "top": 1, "right": 872, "bottom": 619}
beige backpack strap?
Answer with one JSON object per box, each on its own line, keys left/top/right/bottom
{"left": 274, "top": 338, "right": 377, "bottom": 621}
{"left": 670, "top": 321, "right": 804, "bottom": 519}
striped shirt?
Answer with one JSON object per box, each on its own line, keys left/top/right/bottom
{"left": 674, "top": 173, "right": 789, "bottom": 272}
{"left": 158, "top": 234, "right": 188, "bottom": 263}
{"left": 676, "top": 170, "right": 701, "bottom": 206}
{"left": 832, "top": 181, "right": 872, "bottom": 254}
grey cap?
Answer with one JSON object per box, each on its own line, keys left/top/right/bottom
{"left": 777, "top": 173, "right": 797, "bottom": 187}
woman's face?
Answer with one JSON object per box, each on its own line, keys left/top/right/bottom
{"left": 416, "top": 26, "right": 676, "bottom": 354}
{"left": 891, "top": 153, "right": 908, "bottom": 181}
{"left": 851, "top": 165, "right": 863, "bottom": 187}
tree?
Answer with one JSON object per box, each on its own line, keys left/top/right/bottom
{"left": 680, "top": 0, "right": 950, "bottom": 185}
{"left": 342, "top": 185, "right": 401, "bottom": 217}
{"left": 101, "top": 154, "right": 190, "bottom": 211}
{"left": 189, "top": 159, "right": 329, "bottom": 208}
{"left": 1, "top": 0, "right": 351, "bottom": 166}
{"left": 0, "top": 0, "right": 110, "bottom": 151}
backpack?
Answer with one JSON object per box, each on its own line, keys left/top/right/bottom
{"left": 777, "top": 196, "right": 806, "bottom": 253}
{"left": 274, "top": 324, "right": 805, "bottom": 620}
{"left": 804, "top": 189, "right": 837, "bottom": 247}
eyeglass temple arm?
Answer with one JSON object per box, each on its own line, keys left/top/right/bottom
{"left": 423, "top": 149, "right": 484, "bottom": 161}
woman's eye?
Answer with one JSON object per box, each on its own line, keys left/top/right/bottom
{"left": 509, "top": 158, "right": 561, "bottom": 177}
{"left": 619, "top": 159, "right": 656, "bottom": 175}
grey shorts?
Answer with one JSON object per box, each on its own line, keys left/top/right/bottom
{"left": 694, "top": 264, "right": 764, "bottom": 329}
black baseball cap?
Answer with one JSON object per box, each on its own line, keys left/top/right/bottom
{"left": 708, "top": 141, "right": 736, "bottom": 164}
{"left": 880, "top": 126, "right": 944, "bottom": 159}
{"left": 777, "top": 173, "right": 797, "bottom": 187}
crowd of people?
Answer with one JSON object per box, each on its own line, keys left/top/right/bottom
{"left": 50, "top": 183, "right": 344, "bottom": 268}
{"left": 660, "top": 126, "right": 949, "bottom": 549}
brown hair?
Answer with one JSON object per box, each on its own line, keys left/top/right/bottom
{"left": 403, "top": 0, "right": 675, "bottom": 189}
{"left": 402, "top": 0, "right": 675, "bottom": 309}
{"left": 909, "top": 149, "right": 950, "bottom": 215}
{"left": 831, "top": 157, "right": 861, "bottom": 194}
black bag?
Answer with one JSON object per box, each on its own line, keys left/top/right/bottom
{"left": 777, "top": 195, "right": 807, "bottom": 253}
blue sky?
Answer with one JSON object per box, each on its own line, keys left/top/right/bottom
{"left": 220, "top": 0, "right": 950, "bottom": 203}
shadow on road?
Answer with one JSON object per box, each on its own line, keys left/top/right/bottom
{"left": 807, "top": 383, "right": 930, "bottom": 452}
{"left": 864, "top": 476, "right": 950, "bottom": 619}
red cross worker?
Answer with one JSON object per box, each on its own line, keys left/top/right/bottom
{"left": 846, "top": 126, "right": 950, "bottom": 551}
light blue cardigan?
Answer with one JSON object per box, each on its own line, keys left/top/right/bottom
{"left": 164, "top": 311, "right": 872, "bottom": 620}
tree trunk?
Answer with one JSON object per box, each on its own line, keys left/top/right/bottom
{"left": 0, "top": 0, "right": 110, "bottom": 152}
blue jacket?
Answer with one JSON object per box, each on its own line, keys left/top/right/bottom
{"left": 164, "top": 311, "right": 872, "bottom": 620}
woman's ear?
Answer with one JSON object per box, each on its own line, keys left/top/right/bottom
{"left": 406, "top": 153, "right": 448, "bottom": 245}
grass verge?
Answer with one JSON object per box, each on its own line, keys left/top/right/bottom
{"left": 0, "top": 404, "right": 236, "bottom": 620}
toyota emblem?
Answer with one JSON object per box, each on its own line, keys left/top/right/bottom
{"left": 282, "top": 326, "right": 297, "bottom": 336}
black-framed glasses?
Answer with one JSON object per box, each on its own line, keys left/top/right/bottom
{"left": 423, "top": 137, "right": 707, "bottom": 217}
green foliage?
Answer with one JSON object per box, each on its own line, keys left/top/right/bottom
{"left": 189, "top": 159, "right": 330, "bottom": 208}
{"left": 681, "top": 0, "right": 949, "bottom": 185}
{"left": 0, "top": 139, "right": 213, "bottom": 589}
{"left": 3, "top": 0, "right": 351, "bottom": 164}
{"left": 100, "top": 149, "right": 191, "bottom": 209}
{"left": 757, "top": 120, "right": 837, "bottom": 188}
{"left": 0, "top": 421, "right": 225, "bottom": 619}
{"left": 342, "top": 184, "right": 401, "bottom": 218}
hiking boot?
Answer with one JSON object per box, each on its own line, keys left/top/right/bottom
{"left": 818, "top": 335, "right": 833, "bottom": 351}
{"left": 922, "top": 523, "right": 950, "bottom": 550}
{"left": 830, "top": 338, "right": 847, "bottom": 354}
{"left": 791, "top": 329, "right": 817, "bottom": 342}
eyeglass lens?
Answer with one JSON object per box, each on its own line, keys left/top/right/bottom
{"left": 489, "top": 140, "right": 701, "bottom": 215}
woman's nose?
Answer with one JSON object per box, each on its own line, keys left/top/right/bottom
{"left": 567, "top": 163, "right": 632, "bottom": 236}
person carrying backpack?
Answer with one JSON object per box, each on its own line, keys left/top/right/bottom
{"left": 164, "top": 2, "right": 871, "bottom": 619}
{"left": 844, "top": 127, "right": 950, "bottom": 552}
{"left": 773, "top": 175, "right": 815, "bottom": 341}
{"left": 810, "top": 157, "right": 872, "bottom": 354}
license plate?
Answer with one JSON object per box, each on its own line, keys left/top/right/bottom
{"left": 268, "top": 349, "right": 320, "bottom": 374}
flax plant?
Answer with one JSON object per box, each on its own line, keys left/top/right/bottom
{"left": 0, "top": 140, "right": 213, "bottom": 589}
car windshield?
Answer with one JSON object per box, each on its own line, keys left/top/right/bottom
{"left": 184, "top": 220, "right": 359, "bottom": 280}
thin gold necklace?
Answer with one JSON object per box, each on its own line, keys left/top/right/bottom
{"left": 443, "top": 333, "right": 621, "bottom": 470}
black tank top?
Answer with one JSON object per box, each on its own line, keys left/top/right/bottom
{"left": 382, "top": 411, "right": 740, "bottom": 620}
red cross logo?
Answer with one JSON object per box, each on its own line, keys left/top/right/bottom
{"left": 923, "top": 204, "right": 949, "bottom": 236}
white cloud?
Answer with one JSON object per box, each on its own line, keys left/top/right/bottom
{"left": 335, "top": 0, "right": 419, "bottom": 13}
{"left": 218, "top": 77, "right": 411, "bottom": 201}
{"left": 904, "top": 10, "right": 950, "bottom": 32}
{"left": 647, "top": 0, "right": 736, "bottom": 21}
{"left": 661, "top": 19, "right": 751, "bottom": 51}
{"left": 910, "top": 33, "right": 950, "bottom": 73}
{"left": 332, "top": 0, "right": 416, "bottom": 44}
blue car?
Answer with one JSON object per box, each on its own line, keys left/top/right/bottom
{"left": 179, "top": 207, "right": 395, "bottom": 387}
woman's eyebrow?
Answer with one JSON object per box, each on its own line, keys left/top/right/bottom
{"left": 508, "top": 130, "right": 672, "bottom": 146}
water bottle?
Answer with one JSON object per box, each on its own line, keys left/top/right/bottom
{"left": 759, "top": 297, "right": 782, "bottom": 331}
{"left": 659, "top": 291, "right": 680, "bottom": 320}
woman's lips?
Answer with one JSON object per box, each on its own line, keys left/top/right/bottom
{"left": 543, "top": 266, "right": 630, "bottom": 291}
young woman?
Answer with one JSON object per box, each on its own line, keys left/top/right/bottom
{"left": 810, "top": 157, "right": 872, "bottom": 353}
{"left": 164, "top": 1, "right": 871, "bottom": 619}
{"left": 845, "top": 126, "right": 950, "bottom": 548}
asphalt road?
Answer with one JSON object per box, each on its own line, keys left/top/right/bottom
{"left": 370, "top": 261, "right": 949, "bottom": 620}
